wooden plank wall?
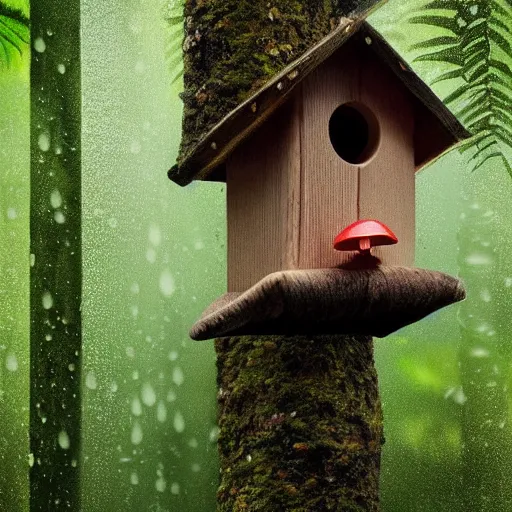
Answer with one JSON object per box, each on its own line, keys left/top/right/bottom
{"left": 227, "top": 40, "right": 416, "bottom": 292}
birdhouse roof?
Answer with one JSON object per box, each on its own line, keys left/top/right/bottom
{"left": 168, "top": 3, "right": 470, "bottom": 187}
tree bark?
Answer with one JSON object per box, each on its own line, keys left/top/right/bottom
{"left": 215, "top": 334, "right": 383, "bottom": 512}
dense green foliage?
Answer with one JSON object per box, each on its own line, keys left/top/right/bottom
{"left": 0, "top": 1, "right": 29, "bottom": 66}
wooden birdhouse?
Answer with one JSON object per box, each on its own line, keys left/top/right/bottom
{"left": 169, "top": 5, "right": 468, "bottom": 341}
{"left": 169, "top": 18, "right": 469, "bottom": 294}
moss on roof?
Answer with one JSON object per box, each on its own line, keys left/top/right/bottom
{"left": 174, "top": 0, "right": 381, "bottom": 181}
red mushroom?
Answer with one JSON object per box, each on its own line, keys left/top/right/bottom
{"left": 333, "top": 219, "right": 398, "bottom": 254}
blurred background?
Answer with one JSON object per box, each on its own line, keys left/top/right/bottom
{"left": 1, "top": 0, "right": 512, "bottom": 510}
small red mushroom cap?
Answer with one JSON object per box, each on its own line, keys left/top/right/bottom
{"left": 333, "top": 219, "right": 398, "bottom": 253}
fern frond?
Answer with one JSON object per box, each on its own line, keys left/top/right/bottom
{"left": 0, "top": 2, "right": 29, "bottom": 67}
{"left": 410, "top": 0, "right": 512, "bottom": 177}
{"left": 164, "top": 0, "right": 184, "bottom": 84}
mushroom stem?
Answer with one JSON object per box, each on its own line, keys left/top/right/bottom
{"left": 359, "top": 237, "right": 371, "bottom": 252}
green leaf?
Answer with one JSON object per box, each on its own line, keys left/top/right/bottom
{"left": 410, "top": 36, "right": 459, "bottom": 51}
{"left": 408, "top": 14, "right": 460, "bottom": 34}
{"left": 414, "top": 46, "right": 464, "bottom": 66}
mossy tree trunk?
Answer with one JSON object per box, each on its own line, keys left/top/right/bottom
{"left": 215, "top": 334, "right": 383, "bottom": 511}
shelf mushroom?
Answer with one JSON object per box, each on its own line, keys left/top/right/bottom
{"left": 333, "top": 219, "right": 398, "bottom": 254}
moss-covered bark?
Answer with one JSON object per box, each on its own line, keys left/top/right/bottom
{"left": 178, "top": 0, "right": 376, "bottom": 165}
{"left": 215, "top": 334, "right": 383, "bottom": 511}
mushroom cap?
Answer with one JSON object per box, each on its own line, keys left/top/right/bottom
{"left": 333, "top": 219, "right": 398, "bottom": 251}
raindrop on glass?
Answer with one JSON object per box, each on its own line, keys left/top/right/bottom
{"left": 58, "top": 431, "right": 70, "bottom": 450}
{"left": 157, "top": 401, "right": 167, "bottom": 423}
{"left": 85, "top": 371, "right": 98, "bottom": 390}
{"left": 38, "top": 133, "right": 51, "bottom": 152}
{"left": 131, "top": 421, "right": 143, "bottom": 445}
{"left": 172, "top": 366, "right": 184, "bottom": 386}
{"left": 42, "top": 291, "right": 54, "bottom": 310}
{"left": 34, "top": 37, "right": 46, "bottom": 53}
{"left": 6, "top": 354, "right": 18, "bottom": 372}
{"left": 141, "top": 382, "right": 156, "bottom": 407}
{"left": 159, "top": 269, "right": 175, "bottom": 297}
{"left": 131, "top": 397, "right": 142, "bottom": 416}
{"left": 173, "top": 411, "right": 185, "bottom": 433}
{"left": 50, "top": 189, "right": 63, "bottom": 209}
{"left": 54, "top": 211, "right": 66, "bottom": 224}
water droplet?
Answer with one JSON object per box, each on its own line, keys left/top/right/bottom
{"left": 131, "top": 397, "right": 142, "bottom": 416}
{"left": 167, "top": 389, "right": 176, "bottom": 402}
{"left": 168, "top": 351, "right": 178, "bottom": 361}
{"left": 469, "top": 4, "right": 478, "bottom": 15}
{"left": 173, "top": 411, "right": 185, "bottom": 433}
{"left": 480, "top": 289, "right": 491, "bottom": 302}
{"left": 130, "top": 471, "right": 139, "bottom": 485}
{"left": 171, "top": 482, "right": 180, "bottom": 495}
{"left": 466, "top": 253, "right": 493, "bottom": 266}
{"left": 130, "top": 282, "right": 140, "bottom": 294}
{"left": 246, "top": 454, "right": 252, "bottom": 462}
{"left": 57, "top": 63, "right": 66, "bottom": 74}
{"left": 157, "top": 401, "right": 167, "bottom": 423}
{"left": 34, "top": 37, "right": 46, "bottom": 53}
{"left": 471, "top": 347, "right": 490, "bottom": 358}
{"left": 149, "top": 224, "right": 162, "bottom": 246}
{"left": 194, "top": 239, "right": 204, "bottom": 250}
{"left": 6, "top": 354, "right": 18, "bottom": 372}
{"left": 209, "top": 426, "right": 219, "bottom": 442}
{"left": 505, "top": 277, "right": 512, "bottom": 288}
{"left": 45, "top": 334, "right": 52, "bottom": 341}
{"left": 130, "top": 305, "right": 139, "bottom": 318}
{"left": 38, "top": 132, "right": 51, "bottom": 152}
{"left": 28, "top": 453, "right": 35, "bottom": 467}
{"left": 7, "top": 207, "right": 17, "bottom": 220}
{"left": 134, "top": 60, "right": 146, "bottom": 74}
{"left": 54, "top": 211, "right": 66, "bottom": 224}
{"left": 68, "top": 363, "right": 75, "bottom": 372}
{"left": 172, "top": 366, "right": 184, "bottom": 386}
{"left": 141, "top": 382, "right": 156, "bottom": 407}
{"left": 30, "top": 253, "right": 35, "bottom": 267}
{"left": 58, "top": 431, "right": 70, "bottom": 450}
{"left": 50, "top": 190, "right": 62, "bottom": 209}
{"left": 131, "top": 421, "right": 143, "bottom": 445}
{"left": 126, "top": 346, "right": 135, "bottom": 358}
{"left": 85, "top": 371, "right": 97, "bottom": 390}
{"left": 130, "top": 140, "right": 141, "bottom": 154}
{"left": 146, "top": 248, "right": 156, "bottom": 263}
{"left": 110, "top": 381, "right": 118, "bottom": 393}
{"left": 188, "top": 438, "right": 198, "bottom": 449}
{"left": 155, "top": 476, "right": 167, "bottom": 492}
{"left": 42, "top": 291, "right": 54, "bottom": 310}
{"left": 108, "top": 217, "right": 118, "bottom": 228}
{"left": 159, "top": 269, "right": 175, "bottom": 297}
{"left": 132, "top": 370, "right": 139, "bottom": 380}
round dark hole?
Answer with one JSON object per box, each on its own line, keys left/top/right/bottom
{"left": 329, "top": 103, "right": 380, "bottom": 165}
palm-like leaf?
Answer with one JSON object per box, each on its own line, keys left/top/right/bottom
{"left": 410, "top": 0, "right": 512, "bottom": 176}
{"left": 0, "top": 2, "right": 29, "bottom": 67}
{"left": 165, "top": 0, "right": 184, "bottom": 84}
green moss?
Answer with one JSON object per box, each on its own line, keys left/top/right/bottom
{"left": 177, "top": 0, "right": 367, "bottom": 169}
{"left": 215, "top": 334, "right": 383, "bottom": 511}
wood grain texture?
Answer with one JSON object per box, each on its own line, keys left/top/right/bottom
{"left": 299, "top": 43, "right": 360, "bottom": 270}
{"left": 226, "top": 99, "right": 301, "bottom": 292}
{"left": 358, "top": 47, "right": 416, "bottom": 266}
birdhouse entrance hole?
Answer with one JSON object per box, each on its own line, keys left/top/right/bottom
{"left": 329, "top": 102, "right": 380, "bottom": 166}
